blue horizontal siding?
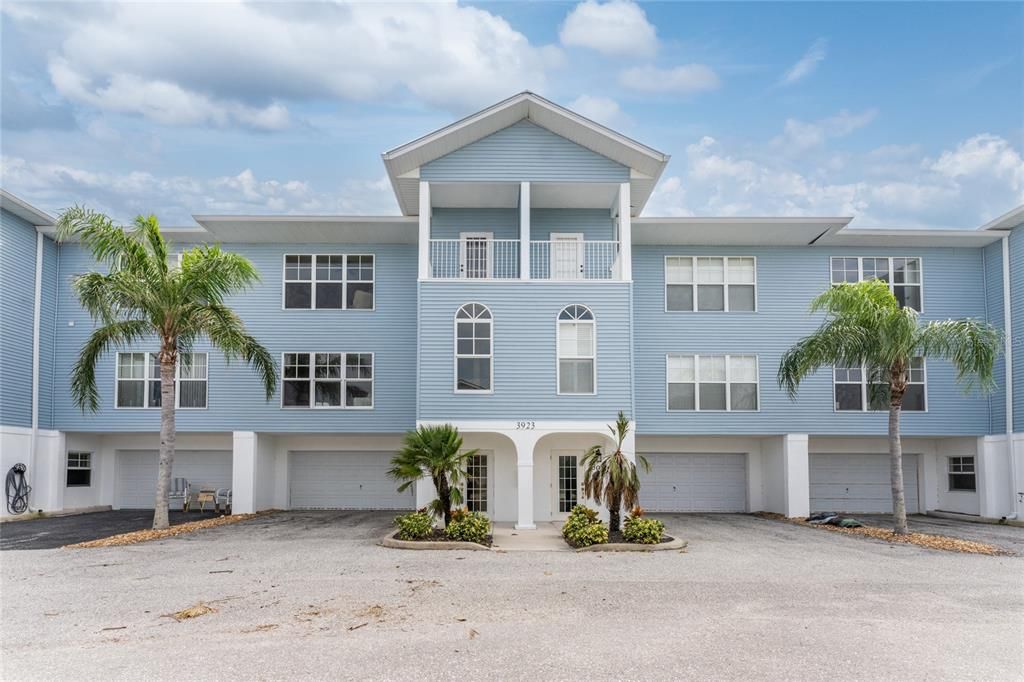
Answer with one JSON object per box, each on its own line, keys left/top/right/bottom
{"left": 53, "top": 242, "right": 417, "bottom": 433}
{"left": 633, "top": 245, "right": 993, "bottom": 436}
{"left": 0, "top": 208, "right": 37, "bottom": 428}
{"left": 983, "top": 240, "right": 1006, "bottom": 434}
{"left": 431, "top": 208, "right": 519, "bottom": 240}
{"left": 1011, "top": 225, "right": 1024, "bottom": 430}
{"left": 38, "top": 236, "right": 58, "bottom": 430}
{"left": 418, "top": 281, "right": 633, "bottom": 421}
{"left": 421, "top": 120, "right": 629, "bottom": 183}
{"left": 530, "top": 209, "right": 614, "bottom": 242}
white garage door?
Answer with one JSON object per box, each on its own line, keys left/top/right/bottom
{"left": 639, "top": 453, "right": 747, "bottom": 512}
{"left": 116, "top": 450, "right": 232, "bottom": 509}
{"left": 289, "top": 451, "right": 414, "bottom": 510}
{"left": 810, "top": 454, "right": 919, "bottom": 514}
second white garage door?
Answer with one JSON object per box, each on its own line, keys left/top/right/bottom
{"left": 810, "top": 453, "right": 919, "bottom": 514}
{"left": 116, "top": 450, "right": 232, "bottom": 509}
{"left": 639, "top": 453, "right": 747, "bottom": 512}
{"left": 289, "top": 451, "right": 415, "bottom": 510}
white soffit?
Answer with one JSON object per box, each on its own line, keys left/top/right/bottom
{"left": 0, "top": 188, "right": 55, "bottom": 227}
{"left": 430, "top": 182, "right": 520, "bottom": 209}
{"left": 192, "top": 215, "right": 418, "bottom": 244}
{"left": 821, "top": 228, "right": 1005, "bottom": 247}
{"left": 632, "top": 217, "right": 849, "bottom": 246}
{"left": 978, "top": 204, "right": 1024, "bottom": 231}
{"left": 530, "top": 182, "right": 620, "bottom": 209}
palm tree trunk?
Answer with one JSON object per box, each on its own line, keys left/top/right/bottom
{"left": 609, "top": 491, "right": 622, "bottom": 540}
{"left": 888, "top": 397, "right": 909, "bottom": 536}
{"left": 153, "top": 347, "right": 177, "bottom": 530}
{"left": 435, "top": 474, "right": 451, "bottom": 527}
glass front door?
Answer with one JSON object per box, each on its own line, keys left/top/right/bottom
{"left": 465, "top": 453, "right": 488, "bottom": 514}
{"left": 553, "top": 452, "right": 579, "bottom": 518}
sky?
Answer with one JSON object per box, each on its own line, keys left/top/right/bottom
{"left": 1, "top": 0, "right": 1022, "bottom": 228}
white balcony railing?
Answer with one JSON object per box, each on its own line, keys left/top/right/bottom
{"left": 427, "top": 239, "right": 621, "bottom": 281}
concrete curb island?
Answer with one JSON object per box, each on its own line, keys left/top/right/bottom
{"left": 576, "top": 536, "right": 688, "bottom": 552}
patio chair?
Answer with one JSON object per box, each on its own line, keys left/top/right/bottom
{"left": 215, "top": 488, "right": 232, "bottom": 514}
{"left": 169, "top": 477, "right": 191, "bottom": 511}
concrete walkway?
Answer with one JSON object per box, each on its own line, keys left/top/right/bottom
{"left": 491, "top": 521, "right": 570, "bottom": 551}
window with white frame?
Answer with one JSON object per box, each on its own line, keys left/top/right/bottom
{"left": 465, "top": 453, "right": 488, "bottom": 513}
{"left": 667, "top": 354, "right": 758, "bottom": 411}
{"left": 665, "top": 256, "right": 756, "bottom": 312}
{"left": 455, "top": 303, "right": 492, "bottom": 392}
{"left": 558, "top": 305, "right": 595, "bottom": 394}
{"left": 947, "top": 456, "right": 976, "bottom": 492}
{"left": 834, "top": 358, "right": 926, "bottom": 412}
{"left": 115, "top": 352, "right": 208, "bottom": 409}
{"left": 282, "top": 352, "right": 373, "bottom": 408}
{"left": 66, "top": 452, "right": 91, "bottom": 487}
{"left": 283, "top": 254, "right": 374, "bottom": 310}
{"left": 830, "top": 257, "right": 922, "bottom": 311}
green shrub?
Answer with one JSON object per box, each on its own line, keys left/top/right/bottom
{"left": 445, "top": 510, "right": 491, "bottom": 544}
{"left": 395, "top": 510, "right": 434, "bottom": 540}
{"left": 562, "top": 505, "right": 608, "bottom": 547}
{"left": 623, "top": 514, "right": 665, "bottom": 544}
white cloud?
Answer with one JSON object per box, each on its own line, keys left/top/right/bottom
{"left": 560, "top": 0, "right": 657, "bottom": 58}
{"left": 928, "top": 133, "right": 1024, "bottom": 190}
{"left": 568, "top": 95, "right": 631, "bottom": 128}
{"left": 25, "top": 1, "right": 559, "bottom": 127}
{"left": 775, "top": 109, "right": 878, "bottom": 152}
{"left": 619, "top": 64, "right": 721, "bottom": 94}
{"left": 781, "top": 38, "right": 827, "bottom": 86}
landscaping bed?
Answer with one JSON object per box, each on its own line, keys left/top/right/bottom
{"left": 65, "top": 512, "right": 271, "bottom": 549}
{"left": 561, "top": 505, "right": 683, "bottom": 551}
{"left": 754, "top": 512, "right": 1008, "bottom": 555}
{"left": 383, "top": 509, "right": 492, "bottom": 550}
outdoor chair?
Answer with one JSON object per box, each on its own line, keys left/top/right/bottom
{"left": 215, "top": 488, "right": 232, "bottom": 514}
{"left": 169, "top": 477, "right": 191, "bottom": 511}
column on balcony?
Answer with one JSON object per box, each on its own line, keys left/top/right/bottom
{"left": 616, "top": 181, "right": 632, "bottom": 281}
{"left": 418, "top": 180, "right": 431, "bottom": 279}
{"left": 519, "top": 181, "right": 530, "bottom": 280}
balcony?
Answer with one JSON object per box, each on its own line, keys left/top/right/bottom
{"left": 428, "top": 239, "right": 621, "bottom": 280}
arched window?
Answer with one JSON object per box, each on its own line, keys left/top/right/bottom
{"left": 455, "top": 303, "right": 492, "bottom": 392}
{"left": 557, "top": 304, "right": 595, "bottom": 394}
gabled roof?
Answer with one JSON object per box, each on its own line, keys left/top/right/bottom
{"left": 381, "top": 91, "right": 669, "bottom": 217}
{"left": 0, "top": 189, "right": 55, "bottom": 227}
{"left": 978, "top": 204, "right": 1024, "bottom": 231}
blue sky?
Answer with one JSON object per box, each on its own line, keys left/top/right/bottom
{"left": 1, "top": 1, "right": 1021, "bottom": 228}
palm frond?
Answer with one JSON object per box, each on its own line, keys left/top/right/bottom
{"left": 195, "top": 304, "right": 277, "bottom": 399}
{"left": 916, "top": 318, "right": 1002, "bottom": 392}
{"left": 71, "top": 320, "right": 152, "bottom": 412}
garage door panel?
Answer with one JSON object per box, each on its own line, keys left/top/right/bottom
{"left": 116, "top": 450, "right": 232, "bottom": 509}
{"left": 810, "top": 454, "right": 918, "bottom": 514}
{"left": 290, "top": 451, "right": 414, "bottom": 510}
{"left": 639, "top": 453, "right": 747, "bottom": 512}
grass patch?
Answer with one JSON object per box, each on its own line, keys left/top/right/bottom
{"left": 64, "top": 511, "right": 273, "bottom": 549}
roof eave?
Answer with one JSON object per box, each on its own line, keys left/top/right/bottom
{"left": 0, "top": 189, "right": 56, "bottom": 227}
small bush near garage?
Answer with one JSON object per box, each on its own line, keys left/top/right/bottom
{"left": 445, "top": 509, "right": 491, "bottom": 544}
{"left": 622, "top": 508, "right": 665, "bottom": 545}
{"left": 395, "top": 510, "right": 435, "bottom": 540}
{"left": 562, "top": 505, "right": 609, "bottom": 548}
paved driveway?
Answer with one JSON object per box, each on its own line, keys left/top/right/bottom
{"left": 0, "top": 509, "right": 226, "bottom": 550}
{"left": 2, "top": 511, "right": 1021, "bottom": 680}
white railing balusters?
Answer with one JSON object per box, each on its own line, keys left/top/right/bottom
{"left": 427, "top": 239, "right": 620, "bottom": 281}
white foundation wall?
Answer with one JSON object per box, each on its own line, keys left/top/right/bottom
{"left": 1, "top": 426, "right": 65, "bottom": 516}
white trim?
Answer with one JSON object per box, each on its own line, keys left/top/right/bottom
{"left": 832, "top": 358, "right": 928, "bottom": 413}
{"left": 28, "top": 231, "right": 43, "bottom": 511}
{"left": 1002, "top": 236, "right": 1014, "bottom": 434}
{"left": 279, "top": 351, "right": 375, "bottom": 410}
{"left": 0, "top": 189, "right": 55, "bottom": 226}
{"left": 556, "top": 305, "right": 597, "bottom": 396}
{"left": 663, "top": 255, "right": 759, "bottom": 313}
{"left": 618, "top": 182, "right": 632, "bottom": 281}
{"left": 418, "top": 181, "right": 431, "bottom": 278}
{"left": 281, "top": 253, "right": 376, "bottom": 311}
{"left": 454, "top": 303, "right": 494, "bottom": 394}
{"left": 665, "top": 353, "right": 761, "bottom": 412}
{"left": 519, "top": 182, "right": 531, "bottom": 281}
{"left": 829, "top": 255, "right": 924, "bottom": 313}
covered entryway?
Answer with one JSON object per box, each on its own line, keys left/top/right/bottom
{"left": 810, "top": 453, "right": 920, "bottom": 514}
{"left": 289, "top": 451, "right": 414, "bottom": 510}
{"left": 116, "top": 450, "right": 232, "bottom": 509}
{"left": 638, "top": 453, "right": 748, "bottom": 512}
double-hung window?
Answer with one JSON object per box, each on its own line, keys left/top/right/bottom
{"left": 830, "top": 257, "right": 922, "bottom": 311}
{"left": 666, "top": 354, "right": 759, "bottom": 411}
{"left": 283, "top": 254, "right": 374, "bottom": 310}
{"left": 665, "top": 256, "right": 756, "bottom": 312}
{"left": 455, "top": 303, "right": 492, "bottom": 392}
{"left": 282, "top": 352, "right": 374, "bottom": 408}
{"left": 66, "top": 452, "right": 91, "bottom": 487}
{"left": 947, "top": 457, "right": 976, "bottom": 492}
{"left": 834, "top": 358, "right": 926, "bottom": 412}
{"left": 557, "top": 305, "right": 595, "bottom": 394}
{"left": 116, "top": 352, "right": 208, "bottom": 409}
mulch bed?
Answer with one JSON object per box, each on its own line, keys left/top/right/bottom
{"left": 65, "top": 512, "right": 271, "bottom": 549}
{"left": 754, "top": 512, "right": 1008, "bottom": 555}
{"left": 398, "top": 530, "right": 493, "bottom": 547}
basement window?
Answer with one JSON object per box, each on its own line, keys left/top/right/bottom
{"left": 66, "top": 452, "right": 92, "bottom": 487}
{"left": 947, "top": 457, "right": 976, "bottom": 492}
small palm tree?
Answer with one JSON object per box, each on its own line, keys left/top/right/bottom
{"left": 56, "top": 207, "right": 276, "bottom": 530}
{"left": 779, "top": 280, "right": 1000, "bottom": 534}
{"left": 389, "top": 424, "right": 477, "bottom": 526}
{"left": 581, "top": 411, "right": 649, "bottom": 538}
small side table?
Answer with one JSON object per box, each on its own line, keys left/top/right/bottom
{"left": 195, "top": 489, "right": 216, "bottom": 512}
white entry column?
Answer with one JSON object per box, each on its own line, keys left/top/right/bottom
{"left": 512, "top": 431, "right": 541, "bottom": 529}
{"left": 232, "top": 432, "right": 276, "bottom": 514}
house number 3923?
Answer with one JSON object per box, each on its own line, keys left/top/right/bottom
{"left": 515, "top": 421, "right": 536, "bottom": 430}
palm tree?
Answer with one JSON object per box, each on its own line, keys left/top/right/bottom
{"left": 388, "top": 424, "right": 477, "bottom": 526}
{"left": 581, "top": 411, "right": 650, "bottom": 538}
{"left": 56, "top": 207, "right": 276, "bottom": 530}
{"left": 778, "top": 280, "right": 1000, "bottom": 534}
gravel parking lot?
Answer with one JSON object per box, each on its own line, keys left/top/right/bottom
{"left": 2, "top": 511, "right": 1021, "bottom": 681}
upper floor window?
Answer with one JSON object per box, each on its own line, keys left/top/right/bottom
{"left": 557, "top": 304, "right": 595, "bottom": 394}
{"left": 115, "top": 352, "right": 208, "bottom": 409}
{"left": 830, "top": 257, "right": 922, "bottom": 311}
{"left": 665, "top": 256, "right": 756, "bottom": 312}
{"left": 948, "top": 456, "right": 976, "bottom": 492}
{"left": 281, "top": 352, "right": 373, "bottom": 409}
{"left": 455, "top": 303, "right": 492, "bottom": 392}
{"left": 834, "top": 357, "right": 926, "bottom": 412}
{"left": 283, "top": 254, "right": 374, "bottom": 310}
{"left": 666, "top": 354, "right": 759, "bottom": 411}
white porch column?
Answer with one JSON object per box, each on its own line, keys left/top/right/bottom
{"left": 513, "top": 432, "right": 537, "bottom": 529}
{"left": 617, "top": 182, "right": 632, "bottom": 281}
{"left": 782, "top": 434, "right": 810, "bottom": 518}
{"left": 232, "top": 431, "right": 258, "bottom": 514}
{"left": 414, "top": 477, "right": 435, "bottom": 512}
{"left": 519, "top": 181, "right": 531, "bottom": 280}
{"left": 978, "top": 435, "right": 1013, "bottom": 518}
{"left": 418, "top": 181, "right": 431, "bottom": 279}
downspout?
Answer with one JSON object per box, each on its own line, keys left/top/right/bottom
{"left": 1002, "top": 235, "right": 1017, "bottom": 519}
{"left": 29, "top": 231, "right": 43, "bottom": 512}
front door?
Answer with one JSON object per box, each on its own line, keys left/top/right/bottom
{"left": 464, "top": 451, "right": 491, "bottom": 516}
{"left": 460, "top": 232, "right": 492, "bottom": 279}
{"left": 551, "top": 451, "right": 580, "bottom": 519}
{"left": 549, "top": 233, "right": 583, "bottom": 280}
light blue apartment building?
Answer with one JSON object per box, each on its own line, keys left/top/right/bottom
{"left": 2, "top": 93, "right": 1021, "bottom": 526}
